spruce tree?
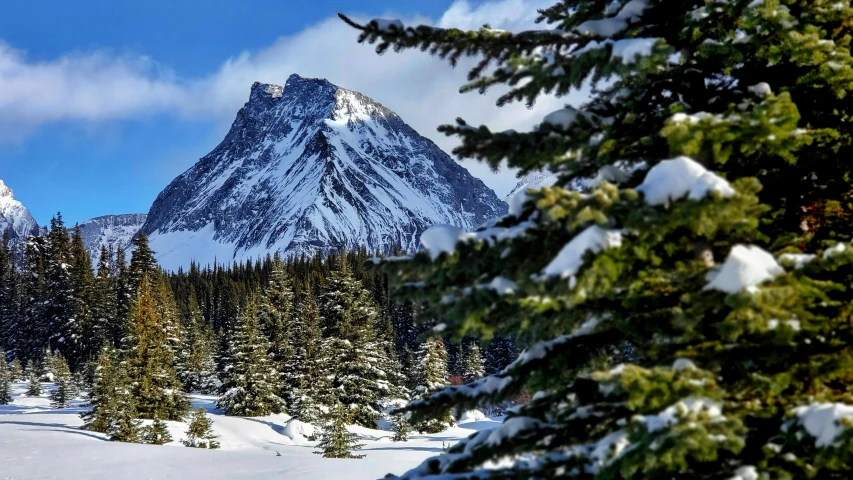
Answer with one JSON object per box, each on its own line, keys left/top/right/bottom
{"left": 391, "top": 412, "right": 410, "bottom": 442}
{"left": 142, "top": 417, "right": 173, "bottom": 445}
{"left": 216, "top": 294, "right": 285, "bottom": 416}
{"left": 314, "top": 401, "right": 365, "bottom": 459}
{"left": 258, "top": 259, "right": 296, "bottom": 409}
{"left": 288, "top": 284, "right": 324, "bottom": 424}
{"left": 124, "top": 276, "right": 189, "bottom": 421}
{"left": 182, "top": 408, "right": 220, "bottom": 449}
{"left": 68, "top": 225, "right": 95, "bottom": 369}
{"left": 9, "top": 358, "right": 22, "bottom": 381}
{"left": 0, "top": 351, "right": 11, "bottom": 405}
{"left": 44, "top": 214, "right": 75, "bottom": 361}
{"left": 318, "top": 257, "right": 398, "bottom": 427}
{"left": 413, "top": 337, "right": 452, "bottom": 433}
{"left": 461, "top": 342, "right": 485, "bottom": 384}
{"left": 175, "top": 295, "right": 218, "bottom": 394}
{"left": 128, "top": 232, "right": 158, "bottom": 294}
{"left": 107, "top": 363, "right": 143, "bottom": 443}
{"left": 81, "top": 348, "right": 121, "bottom": 433}
{"left": 49, "top": 354, "right": 74, "bottom": 409}
{"left": 344, "top": 0, "right": 853, "bottom": 477}
{"left": 25, "top": 367, "right": 41, "bottom": 397}
{"left": 90, "top": 245, "right": 116, "bottom": 352}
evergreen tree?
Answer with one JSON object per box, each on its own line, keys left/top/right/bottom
{"left": 413, "top": 338, "right": 452, "bottom": 433}
{"left": 9, "top": 358, "right": 22, "bottom": 381}
{"left": 90, "top": 245, "right": 116, "bottom": 352}
{"left": 343, "top": 0, "right": 853, "bottom": 476}
{"left": 391, "top": 412, "right": 410, "bottom": 442}
{"left": 461, "top": 342, "right": 485, "bottom": 384}
{"left": 0, "top": 351, "right": 11, "bottom": 405}
{"left": 258, "top": 259, "right": 296, "bottom": 409}
{"left": 81, "top": 348, "right": 121, "bottom": 433}
{"left": 0, "top": 231, "right": 17, "bottom": 356}
{"left": 19, "top": 237, "right": 48, "bottom": 363}
{"left": 123, "top": 276, "right": 189, "bottom": 421}
{"left": 288, "top": 284, "right": 325, "bottom": 424}
{"left": 49, "top": 354, "right": 74, "bottom": 409}
{"left": 216, "top": 294, "right": 285, "bottom": 416}
{"left": 142, "top": 418, "right": 173, "bottom": 445}
{"left": 25, "top": 367, "right": 41, "bottom": 397}
{"left": 314, "top": 401, "right": 365, "bottom": 459}
{"left": 127, "top": 232, "right": 158, "bottom": 294}
{"left": 68, "top": 225, "right": 95, "bottom": 369}
{"left": 182, "top": 408, "right": 220, "bottom": 449}
{"left": 107, "top": 363, "right": 142, "bottom": 443}
{"left": 44, "top": 214, "right": 75, "bottom": 360}
{"left": 175, "top": 295, "right": 218, "bottom": 393}
{"left": 112, "top": 246, "right": 132, "bottom": 346}
{"left": 318, "top": 257, "right": 398, "bottom": 427}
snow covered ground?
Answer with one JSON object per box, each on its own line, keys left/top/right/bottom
{"left": 0, "top": 382, "right": 499, "bottom": 479}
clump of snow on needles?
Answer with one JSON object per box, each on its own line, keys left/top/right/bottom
{"left": 705, "top": 245, "right": 783, "bottom": 293}
{"left": 778, "top": 252, "right": 816, "bottom": 269}
{"left": 542, "top": 225, "right": 623, "bottom": 279}
{"left": 420, "top": 224, "right": 471, "bottom": 260}
{"left": 636, "top": 156, "right": 734, "bottom": 206}
{"left": 577, "top": 0, "right": 650, "bottom": 37}
{"left": 792, "top": 403, "right": 853, "bottom": 448}
{"left": 282, "top": 419, "right": 316, "bottom": 443}
{"left": 729, "top": 466, "right": 759, "bottom": 480}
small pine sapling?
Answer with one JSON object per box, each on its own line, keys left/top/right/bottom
{"left": 142, "top": 417, "right": 173, "bottom": 445}
{"left": 25, "top": 368, "right": 41, "bottom": 397}
{"left": 182, "top": 408, "right": 220, "bottom": 449}
{"left": 314, "top": 402, "right": 365, "bottom": 459}
{"left": 391, "top": 412, "right": 410, "bottom": 442}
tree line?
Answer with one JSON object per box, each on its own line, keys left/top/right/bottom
{"left": 0, "top": 214, "right": 518, "bottom": 454}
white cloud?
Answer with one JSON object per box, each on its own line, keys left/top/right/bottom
{"left": 0, "top": 0, "right": 587, "bottom": 197}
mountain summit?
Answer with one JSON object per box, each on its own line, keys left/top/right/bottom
{"left": 0, "top": 179, "right": 41, "bottom": 250}
{"left": 141, "top": 74, "right": 507, "bottom": 269}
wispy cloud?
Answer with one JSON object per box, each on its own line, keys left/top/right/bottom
{"left": 0, "top": 0, "right": 584, "bottom": 196}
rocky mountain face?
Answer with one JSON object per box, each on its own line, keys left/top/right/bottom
{"left": 0, "top": 179, "right": 42, "bottom": 254}
{"left": 77, "top": 214, "right": 147, "bottom": 266}
{"left": 141, "top": 74, "right": 507, "bottom": 270}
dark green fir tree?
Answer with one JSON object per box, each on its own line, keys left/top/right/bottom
{"left": 216, "top": 294, "right": 285, "bottom": 416}
{"left": 0, "top": 351, "right": 11, "bottom": 405}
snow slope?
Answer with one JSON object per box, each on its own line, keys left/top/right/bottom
{"left": 0, "top": 179, "right": 42, "bottom": 252}
{"left": 0, "top": 382, "right": 499, "bottom": 479}
{"left": 76, "top": 213, "right": 147, "bottom": 266}
{"left": 141, "top": 74, "right": 507, "bottom": 270}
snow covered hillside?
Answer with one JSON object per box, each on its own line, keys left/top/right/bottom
{"left": 0, "top": 382, "right": 500, "bottom": 479}
{"left": 77, "top": 214, "right": 147, "bottom": 265}
{"left": 141, "top": 74, "right": 507, "bottom": 271}
{"left": 0, "top": 179, "right": 42, "bottom": 252}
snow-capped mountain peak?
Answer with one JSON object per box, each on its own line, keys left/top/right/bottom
{"left": 0, "top": 179, "right": 41, "bottom": 248}
{"left": 142, "top": 75, "right": 507, "bottom": 270}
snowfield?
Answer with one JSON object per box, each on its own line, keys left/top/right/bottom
{"left": 0, "top": 383, "right": 500, "bottom": 479}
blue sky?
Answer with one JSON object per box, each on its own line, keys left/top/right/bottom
{"left": 0, "top": 0, "right": 566, "bottom": 226}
